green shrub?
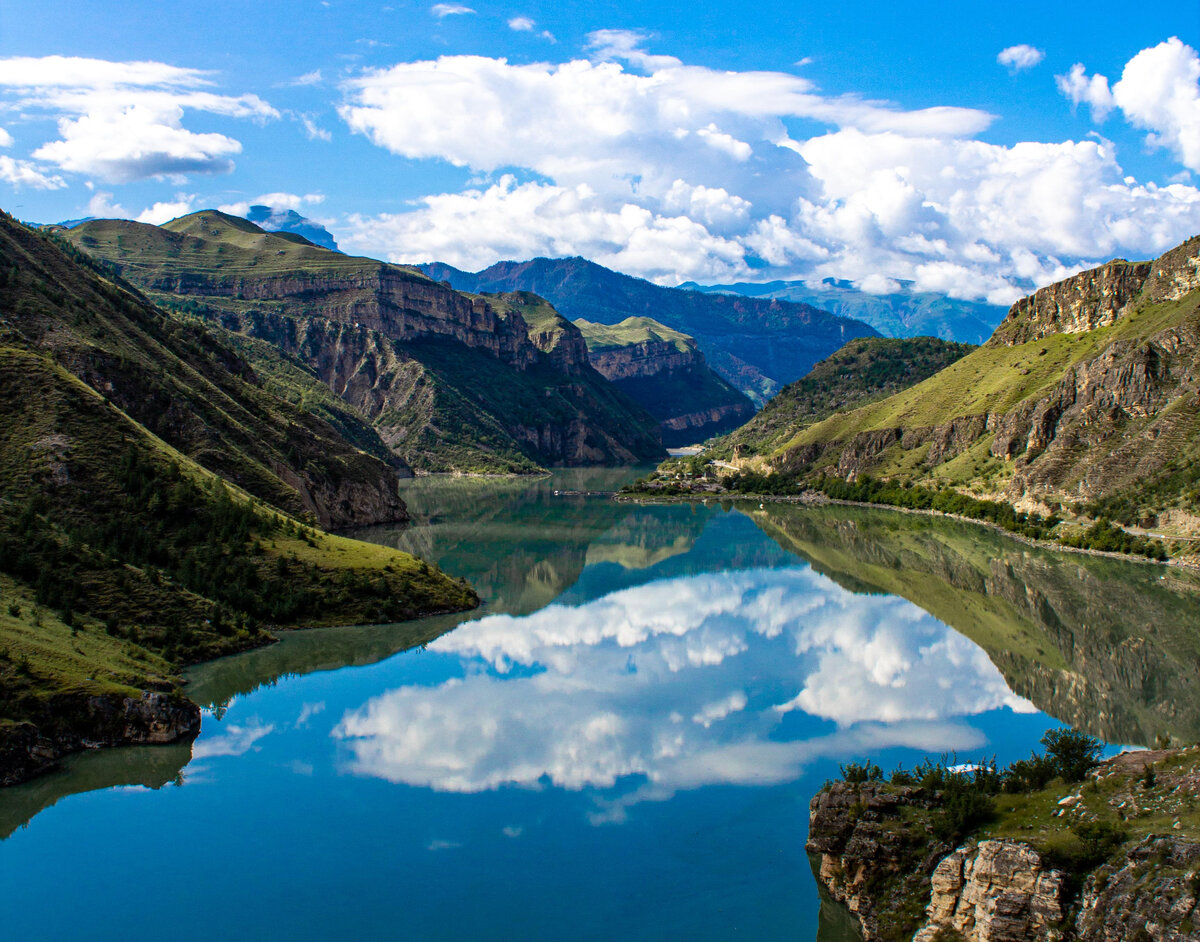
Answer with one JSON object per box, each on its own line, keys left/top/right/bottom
{"left": 1041, "top": 728, "right": 1102, "bottom": 783}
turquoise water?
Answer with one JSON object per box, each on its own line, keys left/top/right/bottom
{"left": 3, "top": 471, "right": 1198, "bottom": 940}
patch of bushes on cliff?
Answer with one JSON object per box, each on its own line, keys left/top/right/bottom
{"left": 811, "top": 474, "right": 1064, "bottom": 541}
{"left": 1082, "top": 456, "right": 1200, "bottom": 524}
{"left": 837, "top": 729, "right": 1105, "bottom": 844}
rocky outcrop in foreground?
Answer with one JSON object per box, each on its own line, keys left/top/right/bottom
{"left": 808, "top": 750, "right": 1200, "bottom": 942}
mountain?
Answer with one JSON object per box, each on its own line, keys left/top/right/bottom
{"left": 703, "top": 336, "right": 974, "bottom": 462}
{"left": 681, "top": 277, "right": 1006, "bottom": 344}
{"left": 574, "top": 316, "right": 755, "bottom": 446}
{"left": 0, "top": 210, "right": 476, "bottom": 784}
{"left": 64, "top": 212, "right": 665, "bottom": 473}
{"left": 419, "top": 257, "right": 880, "bottom": 403}
{"left": 243, "top": 204, "right": 340, "bottom": 252}
{"left": 728, "top": 237, "right": 1200, "bottom": 541}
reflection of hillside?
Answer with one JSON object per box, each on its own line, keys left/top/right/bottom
{"left": 184, "top": 611, "right": 470, "bottom": 712}
{"left": 0, "top": 742, "right": 192, "bottom": 840}
{"left": 750, "top": 503, "right": 1200, "bottom": 745}
{"left": 360, "top": 470, "right": 671, "bottom": 615}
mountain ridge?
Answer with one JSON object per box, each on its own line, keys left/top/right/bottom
{"left": 420, "top": 256, "right": 880, "bottom": 403}
{"left": 65, "top": 213, "right": 666, "bottom": 473}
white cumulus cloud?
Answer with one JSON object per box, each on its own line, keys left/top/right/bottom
{"left": 332, "top": 567, "right": 1030, "bottom": 810}
{"left": 431, "top": 3, "right": 474, "bottom": 16}
{"left": 0, "top": 55, "right": 277, "bottom": 183}
{"left": 508, "top": 16, "right": 535, "bottom": 31}
{"left": 1058, "top": 37, "right": 1200, "bottom": 172}
{"left": 334, "top": 37, "right": 1200, "bottom": 300}
{"left": 1112, "top": 37, "right": 1200, "bottom": 172}
{"left": 997, "top": 44, "right": 1045, "bottom": 71}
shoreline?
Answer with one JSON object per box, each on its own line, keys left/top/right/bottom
{"left": 616, "top": 488, "right": 1200, "bottom": 572}
{"left": 0, "top": 593, "right": 480, "bottom": 788}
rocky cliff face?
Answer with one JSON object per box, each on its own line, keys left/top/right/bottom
{"left": 914, "top": 841, "right": 1067, "bottom": 942}
{"left": 210, "top": 307, "right": 662, "bottom": 470}
{"left": 141, "top": 263, "right": 542, "bottom": 370}
{"left": 807, "top": 781, "right": 952, "bottom": 941}
{"left": 989, "top": 260, "right": 1152, "bottom": 347}
{"left": 0, "top": 691, "right": 200, "bottom": 786}
{"left": 586, "top": 337, "right": 699, "bottom": 381}
{"left": 576, "top": 317, "right": 755, "bottom": 445}
{"left": 1076, "top": 836, "right": 1200, "bottom": 941}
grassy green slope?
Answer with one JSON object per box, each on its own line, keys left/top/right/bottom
{"left": 706, "top": 336, "right": 974, "bottom": 460}
{"left": 0, "top": 347, "right": 474, "bottom": 750}
{"left": 759, "top": 250, "right": 1200, "bottom": 535}
{"left": 0, "top": 214, "right": 477, "bottom": 781}
{"left": 575, "top": 316, "right": 694, "bottom": 354}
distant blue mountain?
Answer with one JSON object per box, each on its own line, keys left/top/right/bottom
{"left": 244, "top": 205, "right": 340, "bottom": 253}
{"left": 679, "top": 278, "right": 1006, "bottom": 345}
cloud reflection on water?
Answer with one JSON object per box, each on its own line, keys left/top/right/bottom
{"left": 332, "top": 567, "right": 1033, "bottom": 807}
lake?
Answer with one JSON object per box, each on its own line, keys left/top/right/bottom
{"left": 2, "top": 469, "right": 1198, "bottom": 941}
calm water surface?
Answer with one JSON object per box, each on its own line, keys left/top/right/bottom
{"left": 3, "top": 469, "right": 1199, "bottom": 941}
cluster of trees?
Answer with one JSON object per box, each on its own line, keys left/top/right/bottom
{"left": 1058, "top": 519, "right": 1167, "bottom": 560}
{"left": 809, "top": 474, "right": 1063, "bottom": 540}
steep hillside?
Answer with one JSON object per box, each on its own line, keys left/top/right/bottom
{"left": 704, "top": 337, "right": 973, "bottom": 461}
{"left": 682, "top": 277, "right": 1005, "bottom": 344}
{"left": 66, "top": 214, "right": 665, "bottom": 472}
{"left": 0, "top": 212, "right": 477, "bottom": 784}
{"left": 722, "top": 237, "right": 1200, "bottom": 541}
{"left": 575, "top": 316, "right": 755, "bottom": 446}
{"left": 9, "top": 214, "right": 408, "bottom": 529}
{"left": 420, "top": 257, "right": 879, "bottom": 402}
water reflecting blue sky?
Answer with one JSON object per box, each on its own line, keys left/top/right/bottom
{"left": 5, "top": 476, "right": 1173, "bottom": 941}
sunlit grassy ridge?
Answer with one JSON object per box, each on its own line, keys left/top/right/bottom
{"left": 703, "top": 336, "right": 974, "bottom": 461}
{"left": 575, "top": 316, "right": 694, "bottom": 354}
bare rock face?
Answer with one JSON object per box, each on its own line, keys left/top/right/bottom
{"left": 914, "top": 841, "right": 1067, "bottom": 942}
{"left": 989, "top": 260, "right": 1152, "bottom": 347}
{"left": 144, "top": 264, "right": 543, "bottom": 370}
{"left": 806, "top": 781, "right": 951, "bottom": 941}
{"left": 587, "top": 338, "right": 699, "bottom": 382}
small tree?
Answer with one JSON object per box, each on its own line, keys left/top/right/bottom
{"left": 1041, "top": 728, "right": 1102, "bottom": 783}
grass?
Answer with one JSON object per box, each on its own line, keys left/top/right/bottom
{"left": 575, "top": 316, "right": 695, "bottom": 354}
{"left": 705, "top": 336, "right": 974, "bottom": 461}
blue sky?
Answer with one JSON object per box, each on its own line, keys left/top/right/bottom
{"left": 0, "top": 0, "right": 1197, "bottom": 300}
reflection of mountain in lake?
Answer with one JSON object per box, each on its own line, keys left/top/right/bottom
{"left": 0, "top": 742, "right": 192, "bottom": 840}
{"left": 749, "top": 503, "right": 1200, "bottom": 746}
{"left": 359, "top": 470, "right": 710, "bottom": 615}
